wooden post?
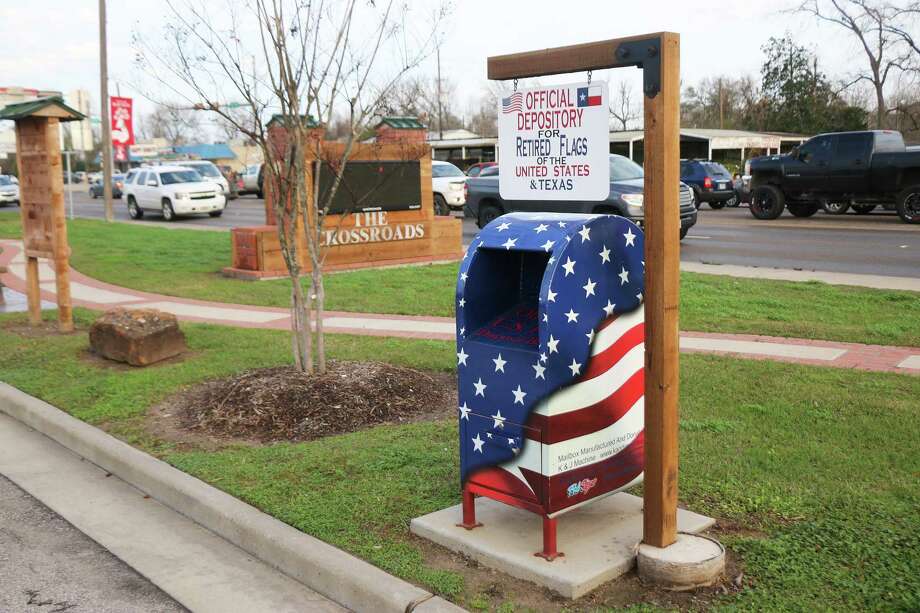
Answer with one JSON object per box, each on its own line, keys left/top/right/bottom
{"left": 5, "top": 102, "right": 82, "bottom": 333}
{"left": 25, "top": 257, "right": 41, "bottom": 325}
{"left": 487, "top": 31, "right": 682, "bottom": 550}
{"left": 45, "top": 118, "right": 74, "bottom": 332}
{"left": 641, "top": 32, "right": 680, "bottom": 549}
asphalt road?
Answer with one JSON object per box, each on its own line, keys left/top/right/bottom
{"left": 0, "top": 474, "right": 186, "bottom": 613}
{"left": 46, "top": 187, "right": 920, "bottom": 278}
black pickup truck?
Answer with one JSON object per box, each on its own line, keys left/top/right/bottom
{"left": 748, "top": 130, "right": 920, "bottom": 224}
{"left": 464, "top": 154, "right": 698, "bottom": 239}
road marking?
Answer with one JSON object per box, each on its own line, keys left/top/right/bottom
{"left": 684, "top": 235, "right": 712, "bottom": 240}
{"left": 897, "top": 355, "right": 920, "bottom": 370}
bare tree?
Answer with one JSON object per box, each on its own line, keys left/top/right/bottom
{"left": 795, "top": 0, "right": 912, "bottom": 128}
{"left": 135, "top": 0, "right": 444, "bottom": 373}
{"left": 609, "top": 79, "right": 638, "bottom": 131}
{"left": 140, "top": 103, "right": 202, "bottom": 144}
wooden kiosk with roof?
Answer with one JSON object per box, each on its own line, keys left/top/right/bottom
{"left": 224, "top": 116, "right": 462, "bottom": 279}
{"left": 0, "top": 96, "right": 83, "bottom": 332}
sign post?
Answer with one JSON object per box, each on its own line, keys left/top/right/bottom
{"left": 488, "top": 33, "right": 682, "bottom": 550}
{"left": 0, "top": 97, "right": 84, "bottom": 332}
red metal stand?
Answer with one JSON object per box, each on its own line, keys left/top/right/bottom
{"left": 457, "top": 486, "right": 483, "bottom": 530}
{"left": 534, "top": 516, "right": 564, "bottom": 561}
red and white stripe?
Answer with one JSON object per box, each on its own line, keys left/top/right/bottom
{"left": 470, "top": 307, "right": 645, "bottom": 516}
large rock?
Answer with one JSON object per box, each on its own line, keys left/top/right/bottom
{"left": 89, "top": 308, "right": 187, "bottom": 366}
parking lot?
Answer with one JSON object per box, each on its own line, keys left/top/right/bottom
{"left": 36, "top": 186, "right": 920, "bottom": 279}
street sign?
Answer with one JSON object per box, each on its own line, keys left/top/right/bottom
{"left": 498, "top": 82, "right": 610, "bottom": 201}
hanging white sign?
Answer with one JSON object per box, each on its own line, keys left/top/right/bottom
{"left": 498, "top": 81, "right": 610, "bottom": 201}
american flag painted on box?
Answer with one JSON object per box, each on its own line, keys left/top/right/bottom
{"left": 456, "top": 212, "right": 645, "bottom": 517}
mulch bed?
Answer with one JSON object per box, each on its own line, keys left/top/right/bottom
{"left": 179, "top": 361, "right": 456, "bottom": 443}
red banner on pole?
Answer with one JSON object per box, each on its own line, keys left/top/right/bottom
{"left": 110, "top": 96, "right": 134, "bottom": 147}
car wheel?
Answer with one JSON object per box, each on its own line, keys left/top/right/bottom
{"left": 477, "top": 204, "right": 502, "bottom": 228}
{"left": 161, "top": 199, "right": 176, "bottom": 221}
{"left": 895, "top": 187, "right": 920, "bottom": 224}
{"left": 679, "top": 226, "right": 689, "bottom": 240}
{"left": 434, "top": 194, "right": 450, "bottom": 216}
{"left": 725, "top": 194, "right": 739, "bottom": 207}
{"left": 750, "top": 185, "right": 785, "bottom": 220}
{"left": 257, "top": 189, "right": 264, "bottom": 200}
{"left": 788, "top": 202, "right": 819, "bottom": 217}
{"left": 692, "top": 187, "right": 702, "bottom": 209}
{"left": 709, "top": 200, "right": 726, "bottom": 210}
{"left": 127, "top": 197, "right": 143, "bottom": 220}
{"left": 90, "top": 189, "right": 97, "bottom": 199}
{"left": 852, "top": 204, "right": 876, "bottom": 215}
{"left": 209, "top": 210, "right": 224, "bottom": 218}
{"left": 822, "top": 200, "right": 849, "bottom": 215}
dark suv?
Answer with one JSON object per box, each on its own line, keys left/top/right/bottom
{"left": 680, "top": 160, "right": 736, "bottom": 209}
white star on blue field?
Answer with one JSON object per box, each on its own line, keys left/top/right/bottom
{"left": 454, "top": 212, "right": 644, "bottom": 481}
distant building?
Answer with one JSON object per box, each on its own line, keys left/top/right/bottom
{"left": 0, "top": 86, "right": 62, "bottom": 156}
{"left": 64, "top": 89, "right": 94, "bottom": 152}
{"left": 428, "top": 127, "right": 811, "bottom": 169}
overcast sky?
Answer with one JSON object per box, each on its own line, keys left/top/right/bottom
{"left": 0, "top": 0, "right": 876, "bottom": 133}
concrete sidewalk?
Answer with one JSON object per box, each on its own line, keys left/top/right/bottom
{"left": 0, "top": 412, "right": 344, "bottom": 613}
{"left": 1, "top": 239, "right": 918, "bottom": 375}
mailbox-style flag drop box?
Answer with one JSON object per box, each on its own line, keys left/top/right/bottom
{"left": 455, "top": 212, "right": 645, "bottom": 558}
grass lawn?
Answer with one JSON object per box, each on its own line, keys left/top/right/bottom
{"left": 1, "top": 211, "right": 919, "bottom": 347}
{"left": 1, "top": 310, "right": 918, "bottom": 611}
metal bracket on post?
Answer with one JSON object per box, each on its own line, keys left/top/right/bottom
{"left": 614, "top": 37, "right": 662, "bottom": 98}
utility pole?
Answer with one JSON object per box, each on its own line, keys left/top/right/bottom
{"left": 718, "top": 78, "right": 724, "bottom": 131}
{"left": 99, "top": 0, "right": 113, "bottom": 222}
{"left": 436, "top": 42, "right": 444, "bottom": 140}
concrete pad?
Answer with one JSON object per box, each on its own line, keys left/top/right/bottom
{"left": 410, "top": 493, "right": 715, "bottom": 599}
{"left": 40, "top": 281, "right": 143, "bottom": 304}
{"left": 325, "top": 315, "right": 454, "bottom": 335}
{"left": 680, "top": 336, "right": 846, "bottom": 361}
{"left": 129, "top": 300, "right": 288, "bottom": 323}
{"left": 637, "top": 533, "right": 725, "bottom": 590}
{"left": 0, "top": 412, "right": 344, "bottom": 613}
{"left": 897, "top": 355, "right": 920, "bottom": 370}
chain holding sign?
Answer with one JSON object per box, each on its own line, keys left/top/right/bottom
{"left": 498, "top": 82, "right": 610, "bottom": 201}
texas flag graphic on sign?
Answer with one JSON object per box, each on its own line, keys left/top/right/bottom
{"left": 576, "top": 85, "right": 603, "bottom": 107}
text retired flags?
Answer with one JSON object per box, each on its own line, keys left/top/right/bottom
{"left": 498, "top": 82, "right": 610, "bottom": 201}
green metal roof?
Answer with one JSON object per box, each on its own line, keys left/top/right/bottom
{"left": 0, "top": 96, "right": 85, "bottom": 122}
{"left": 266, "top": 114, "right": 320, "bottom": 128}
{"left": 377, "top": 116, "right": 426, "bottom": 130}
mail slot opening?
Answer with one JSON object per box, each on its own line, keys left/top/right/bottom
{"left": 463, "top": 248, "right": 549, "bottom": 349}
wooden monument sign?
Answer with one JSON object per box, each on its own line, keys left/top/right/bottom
{"left": 0, "top": 96, "right": 83, "bottom": 332}
{"left": 225, "top": 118, "right": 463, "bottom": 279}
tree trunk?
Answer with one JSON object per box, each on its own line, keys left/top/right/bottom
{"left": 875, "top": 86, "right": 887, "bottom": 129}
{"left": 289, "top": 275, "right": 310, "bottom": 372}
{"left": 312, "top": 266, "right": 326, "bottom": 374}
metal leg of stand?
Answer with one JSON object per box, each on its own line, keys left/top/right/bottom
{"left": 534, "top": 516, "right": 564, "bottom": 561}
{"left": 457, "top": 486, "right": 483, "bottom": 530}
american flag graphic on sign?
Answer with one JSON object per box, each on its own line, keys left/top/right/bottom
{"left": 501, "top": 92, "right": 523, "bottom": 113}
{"left": 456, "top": 212, "right": 645, "bottom": 517}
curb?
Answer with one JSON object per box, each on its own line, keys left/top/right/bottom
{"left": 0, "top": 383, "right": 464, "bottom": 613}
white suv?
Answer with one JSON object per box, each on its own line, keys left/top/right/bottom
{"left": 431, "top": 160, "right": 466, "bottom": 215}
{"left": 124, "top": 166, "right": 226, "bottom": 221}
{"left": 179, "top": 160, "right": 231, "bottom": 198}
